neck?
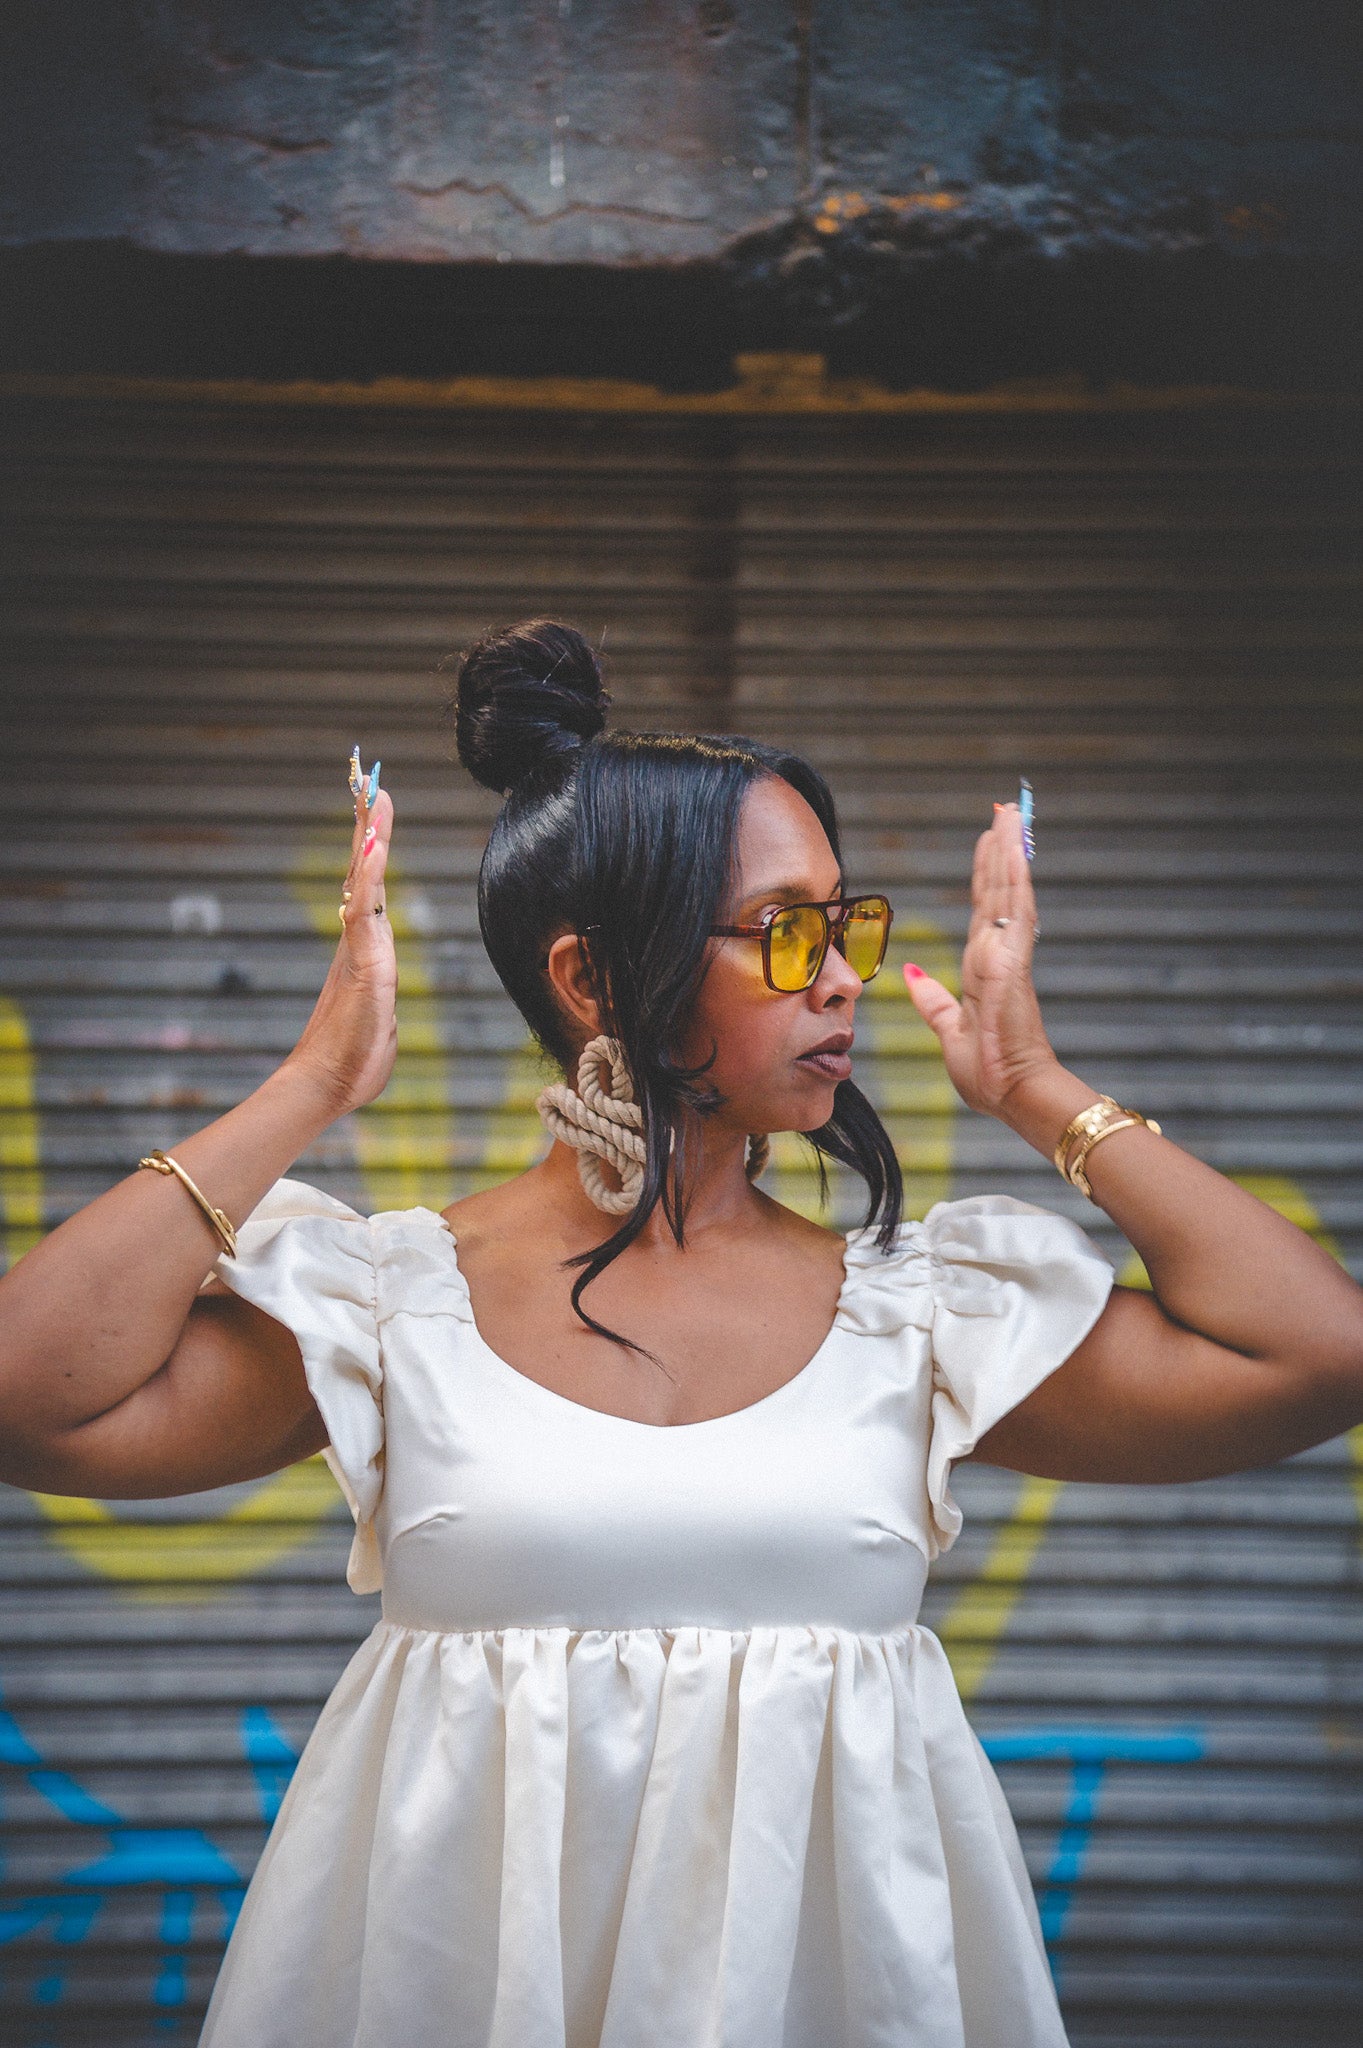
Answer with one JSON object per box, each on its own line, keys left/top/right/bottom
{"left": 537, "top": 1124, "right": 762, "bottom": 1249}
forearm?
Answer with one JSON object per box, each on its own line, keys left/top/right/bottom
{"left": 998, "top": 1063, "right": 1363, "bottom": 1371}
{"left": 0, "top": 1058, "right": 342, "bottom": 1440}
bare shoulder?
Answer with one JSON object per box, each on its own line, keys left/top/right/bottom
{"left": 754, "top": 1190, "right": 850, "bottom": 1276}
{"left": 440, "top": 1170, "right": 551, "bottom": 1255}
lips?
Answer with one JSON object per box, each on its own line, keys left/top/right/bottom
{"left": 796, "top": 1035, "right": 853, "bottom": 1081}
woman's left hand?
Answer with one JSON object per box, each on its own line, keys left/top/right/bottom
{"left": 901, "top": 801, "right": 1059, "bottom": 1118}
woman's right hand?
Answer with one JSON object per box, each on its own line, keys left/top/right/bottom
{"left": 0, "top": 772, "right": 400, "bottom": 1500}
{"left": 286, "top": 782, "right": 399, "bottom": 1117}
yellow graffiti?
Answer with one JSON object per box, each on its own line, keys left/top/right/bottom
{"left": 31, "top": 817, "right": 457, "bottom": 1598}
{"left": 0, "top": 998, "right": 43, "bottom": 1268}
{"left": 935, "top": 1169, "right": 1363, "bottom": 1700}
{"left": 2, "top": 895, "right": 348, "bottom": 1594}
{"left": 938, "top": 1476, "right": 1064, "bottom": 1703}
{"left": 485, "top": 1038, "right": 552, "bottom": 1182}
{"left": 942, "top": 1170, "right": 1361, "bottom": 1700}
{"left": 292, "top": 831, "right": 457, "bottom": 1213}
{"left": 30, "top": 1455, "right": 340, "bottom": 1603}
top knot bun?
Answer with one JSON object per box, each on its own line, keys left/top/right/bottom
{"left": 453, "top": 619, "right": 609, "bottom": 796}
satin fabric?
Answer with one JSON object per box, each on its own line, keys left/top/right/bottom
{"left": 200, "top": 1182, "right": 1113, "bottom": 2048}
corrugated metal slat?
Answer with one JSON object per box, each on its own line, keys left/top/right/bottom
{"left": 1, "top": 391, "right": 1360, "bottom": 2047}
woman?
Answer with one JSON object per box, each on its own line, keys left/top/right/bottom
{"left": 1, "top": 619, "right": 1360, "bottom": 2048}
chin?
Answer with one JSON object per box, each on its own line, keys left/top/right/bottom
{"left": 741, "top": 1073, "right": 841, "bottom": 1140}
{"left": 783, "top": 1083, "right": 842, "bottom": 1133}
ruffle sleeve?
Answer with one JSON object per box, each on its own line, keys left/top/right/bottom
{"left": 842, "top": 1194, "right": 1114, "bottom": 1558}
{"left": 211, "top": 1178, "right": 384, "bottom": 1594}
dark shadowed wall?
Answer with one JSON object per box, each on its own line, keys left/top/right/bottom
{"left": 1, "top": 1, "right": 1359, "bottom": 385}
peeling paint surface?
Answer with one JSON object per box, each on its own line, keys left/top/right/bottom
{"left": 2, "top": 1, "right": 1359, "bottom": 273}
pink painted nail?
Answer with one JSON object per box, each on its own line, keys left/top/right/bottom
{"left": 903, "top": 962, "right": 925, "bottom": 982}
{"left": 362, "top": 826, "right": 377, "bottom": 855}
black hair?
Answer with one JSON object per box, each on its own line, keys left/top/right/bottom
{"left": 452, "top": 618, "right": 903, "bottom": 1347}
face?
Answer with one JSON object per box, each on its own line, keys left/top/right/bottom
{"left": 675, "top": 773, "right": 866, "bottom": 1139}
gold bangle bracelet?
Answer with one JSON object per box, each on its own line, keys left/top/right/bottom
{"left": 1065, "top": 1116, "right": 1147, "bottom": 1199}
{"left": 1053, "top": 1095, "right": 1161, "bottom": 1202}
{"left": 138, "top": 1150, "right": 238, "bottom": 1259}
{"left": 1053, "top": 1095, "right": 1118, "bottom": 1176}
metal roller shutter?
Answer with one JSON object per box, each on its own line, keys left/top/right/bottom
{"left": 1, "top": 382, "right": 1360, "bottom": 2047}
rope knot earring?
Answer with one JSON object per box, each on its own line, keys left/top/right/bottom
{"left": 536, "top": 1035, "right": 770, "bottom": 1216}
{"left": 537, "top": 1036, "right": 646, "bottom": 1216}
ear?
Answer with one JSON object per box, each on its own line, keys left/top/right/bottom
{"left": 545, "top": 932, "right": 605, "bottom": 1038}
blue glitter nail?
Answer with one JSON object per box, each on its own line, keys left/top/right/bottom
{"left": 1019, "top": 777, "right": 1035, "bottom": 861}
{"left": 348, "top": 746, "right": 364, "bottom": 800}
{"left": 365, "top": 761, "right": 381, "bottom": 807}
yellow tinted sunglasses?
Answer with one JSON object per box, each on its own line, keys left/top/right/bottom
{"left": 711, "top": 895, "right": 893, "bottom": 993}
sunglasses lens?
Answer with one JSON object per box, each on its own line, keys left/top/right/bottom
{"left": 768, "top": 905, "right": 828, "bottom": 991}
{"left": 843, "top": 899, "right": 890, "bottom": 982}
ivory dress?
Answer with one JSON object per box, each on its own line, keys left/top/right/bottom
{"left": 199, "top": 1180, "right": 1113, "bottom": 2048}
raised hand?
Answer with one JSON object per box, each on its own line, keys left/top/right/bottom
{"left": 286, "top": 763, "right": 399, "bottom": 1117}
{"left": 902, "top": 800, "right": 1059, "bottom": 1118}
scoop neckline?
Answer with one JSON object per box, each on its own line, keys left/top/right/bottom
{"left": 424, "top": 1211, "right": 857, "bottom": 1434}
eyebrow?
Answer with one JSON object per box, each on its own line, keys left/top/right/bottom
{"left": 733, "top": 878, "right": 846, "bottom": 916}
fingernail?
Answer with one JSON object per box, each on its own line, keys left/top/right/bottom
{"left": 349, "top": 745, "right": 363, "bottom": 796}
{"left": 903, "top": 962, "right": 925, "bottom": 982}
{"left": 362, "top": 826, "right": 376, "bottom": 855}
{"left": 365, "top": 761, "right": 381, "bottom": 807}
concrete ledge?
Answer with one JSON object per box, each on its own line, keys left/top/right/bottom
{"left": 1, "top": 242, "right": 1358, "bottom": 392}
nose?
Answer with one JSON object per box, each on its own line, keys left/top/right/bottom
{"left": 811, "top": 932, "right": 863, "bottom": 1007}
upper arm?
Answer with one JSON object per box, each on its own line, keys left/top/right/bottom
{"left": 16, "top": 1286, "right": 329, "bottom": 1499}
{"left": 973, "top": 1282, "right": 1363, "bottom": 1484}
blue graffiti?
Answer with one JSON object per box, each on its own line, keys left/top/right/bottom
{"left": 982, "top": 1724, "right": 1207, "bottom": 1984}
{"left": 240, "top": 1704, "right": 301, "bottom": 1827}
{"left": 1, "top": 1685, "right": 300, "bottom": 2033}
{"left": 5, "top": 1690, "right": 1207, "bottom": 2028}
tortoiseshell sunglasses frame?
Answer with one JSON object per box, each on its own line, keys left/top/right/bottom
{"left": 710, "top": 894, "right": 893, "bottom": 993}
